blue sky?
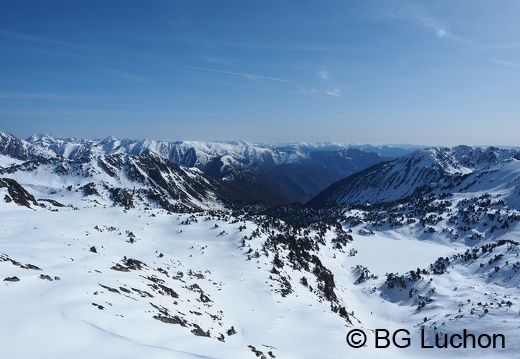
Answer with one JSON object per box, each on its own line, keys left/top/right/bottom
{"left": 1, "top": 0, "right": 519, "bottom": 145}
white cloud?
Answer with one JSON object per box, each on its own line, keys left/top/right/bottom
{"left": 368, "top": 0, "right": 474, "bottom": 46}
{"left": 318, "top": 69, "right": 330, "bottom": 80}
{"left": 171, "top": 64, "right": 291, "bottom": 84}
{"left": 106, "top": 70, "right": 147, "bottom": 83}
{"left": 325, "top": 88, "right": 342, "bottom": 97}
{"left": 297, "top": 87, "right": 318, "bottom": 95}
{"left": 436, "top": 29, "right": 446, "bottom": 39}
{"left": 297, "top": 87, "right": 345, "bottom": 97}
{"left": 491, "top": 59, "right": 520, "bottom": 68}
{"left": 200, "top": 55, "right": 230, "bottom": 65}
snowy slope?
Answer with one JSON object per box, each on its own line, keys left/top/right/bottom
{"left": 0, "top": 151, "right": 247, "bottom": 212}
{"left": 309, "top": 146, "right": 520, "bottom": 205}
{"left": 0, "top": 202, "right": 362, "bottom": 359}
{"left": 2, "top": 186, "right": 519, "bottom": 358}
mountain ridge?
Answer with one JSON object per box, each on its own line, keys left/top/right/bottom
{"left": 308, "top": 145, "right": 520, "bottom": 206}
{"left": 3, "top": 132, "right": 399, "bottom": 204}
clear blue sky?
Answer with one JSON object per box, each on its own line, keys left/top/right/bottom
{"left": 1, "top": 0, "right": 519, "bottom": 146}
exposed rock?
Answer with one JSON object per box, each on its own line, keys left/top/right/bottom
{"left": 226, "top": 326, "right": 237, "bottom": 336}
{"left": 108, "top": 187, "right": 134, "bottom": 209}
{"left": 248, "top": 345, "right": 266, "bottom": 358}
{"left": 38, "top": 198, "right": 65, "bottom": 207}
{"left": 199, "top": 292, "right": 211, "bottom": 303}
{"left": 22, "top": 263, "right": 42, "bottom": 271}
{"left": 153, "top": 315, "right": 187, "bottom": 327}
{"left": 122, "top": 258, "right": 147, "bottom": 270}
{"left": 0, "top": 178, "right": 39, "bottom": 208}
{"left": 81, "top": 182, "right": 99, "bottom": 196}
{"left": 99, "top": 284, "right": 120, "bottom": 294}
{"left": 131, "top": 287, "right": 154, "bottom": 298}
{"left": 111, "top": 263, "right": 130, "bottom": 272}
{"left": 158, "top": 284, "right": 179, "bottom": 299}
{"left": 191, "top": 324, "right": 210, "bottom": 337}
{"left": 92, "top": 303, "right": 104, "bottom": 310}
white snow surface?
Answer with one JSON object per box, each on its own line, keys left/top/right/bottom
{"left": 0, "top": 154, "right": 24, "bottom": 168}
{"left": 1, "top": 196, "right": 519, "bottom": 358}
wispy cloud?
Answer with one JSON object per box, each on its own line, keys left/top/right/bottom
{"left": 297, "top": 87, "right": 345, "bottom": 97}
{"left": 105, "top": 70, "right": 148, "bottom": 83}
{"left": 325, "top": 88, "right": 342, "bottom": 97}
{"left": 367, "top": 0, "right": 474, "bottom": 47}
{"left": 0, "top": 28, "right": 118, "bottom": 63}
{"left": 218, "top": 41, "right": 364, "bottom": 55}
{"left": 1, "top": 30, "right": 287, "bottom": 86}
{"left": 1, "top": 29, "right": 149, "bottom": 61}
{"left": 299, "top": 69, "right": 347, "bottom": 97}
{"left": 0, "top": 92, "right": 131, "bottom": 107}
{"left": 491, "top": 59, "right": 520, "bottom": 68}
{"left": 318, "top": 69, "right": 330, "bottom": 80}
{"left": 170, "top": 64, "right": 291, "bottom": 84}
{"left": 200, "top": 55, "right": 230, "bottom": 65}
{"left": 0, "top": 92, "right": 83, "bottom": 100}
{"left": 298, "top": 87, "right": 318, "bottom": 95}
{"left": 13, "top": 70, "right": 99, "bottom": 81}
{"left": 0, "top": 29, "right": 96, "bottom": 51}
{"left": 484, "top": 42, "right": 520, "bottom": 51}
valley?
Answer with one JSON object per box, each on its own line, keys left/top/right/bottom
{"left": 1, "top": 132, "right": 520, "bottom": 358}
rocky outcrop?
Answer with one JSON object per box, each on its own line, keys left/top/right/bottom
{"left": 0, "top": 178, "right": 39, "bottom": 208}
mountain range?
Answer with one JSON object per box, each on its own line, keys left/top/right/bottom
{"left": 1, "top": 131, "right": 520, "bottom": 358}
{"left": 2, "top": 132, "right": 414, "bottom": 206}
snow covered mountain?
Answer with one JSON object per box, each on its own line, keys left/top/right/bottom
{"left": 25, "top": 134, "right": 413, "bottom": 169}
{"left": 21, "top": 132, "right": 396, "bottom": 204}
{"left": 0, "top": 132, "right": 402, "bottom": 206}
{"left": 0, "top": 132, "right": 56, "bottom": 162}
{"left": 308, "top": 146, "right": 520, "bottom": 206}
{"left": 2, "top": 132, "right": 520, "bottom": 358}
{"left": 0, "top": 151, "right": 266, "bottom": 212}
